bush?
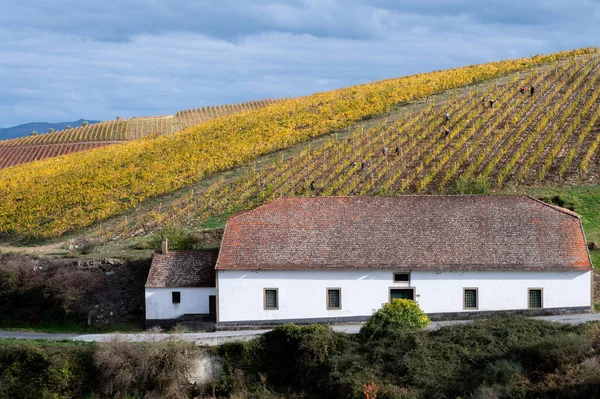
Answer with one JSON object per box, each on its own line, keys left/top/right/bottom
{"left": 453, "top": 175, "right": 491, "bottom": 194}
{"left": 0, "top": 253, "right": 149, "bottom": 330}
{"left": 258, "top": 324, "right": 339, "bottom": 388}
{"left": 93, "top": 340, "right": 196, "bottom": 398}
{"left": 0, "top": 340, "right": 94, "bottom": 399}
{"left": 151, "top": 225, "right": 194, "bottom": 250}
{"left": 518, "top": 334, "right": 593, "bottom": 372}
{"left": 360, "top": 299, "right": 430, "bottom": 340}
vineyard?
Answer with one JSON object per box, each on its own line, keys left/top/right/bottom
{"left": 0, "top": 99, "right": 281, "bottom": 169}
{"left": 0, "top": 47, "right": 596, "bottom": 239}
{"left": 117, "top": 52, "right": 600, "bottom": 237}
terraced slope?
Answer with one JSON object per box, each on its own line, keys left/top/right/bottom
{"left": 0, "top": 48, "right": 596, "bottom": 239}
{"left": 0, "top": 99, "right": 281, "bottom": 169}
{"left": 121, "top": 53, "right": 600, "bottom": 236}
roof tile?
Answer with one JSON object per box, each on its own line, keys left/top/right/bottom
{"left": 217, "top": 196, "right": 591, "bottom": 272}
{"left": 146, "top": 250, "right": 218, "bottom": 288}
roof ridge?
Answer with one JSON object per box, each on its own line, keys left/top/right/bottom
{"left": 525, "top": 196, "right": 582, "bottom": 218}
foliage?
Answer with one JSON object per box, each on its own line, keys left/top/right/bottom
{"left": 0, "top": 339, "right": 201, "bottom": 399}
{"left": 453, "top": 175, "right": 491, "bottom": 194}
{"left": 79, "top": 53, "right": 600, "bottom": 243}
{"left": 213, "top": 316, "right": 598, "bottom": 399}
{"left": 0, "top": 99, "right": 283, "bottom": 169}
{"left": 1, "top": 48, "right": 596, "bottom": 239}
{"left": 0, "top": 339, "right": 95, "bottom": 399}
{"left": 0, "top": 253, "right": 148, "bottom": 332}
{"left": 360, "top": 299, "right": 430, "bottom": 340}
{"left": 150, "top": 224, "right": 194, "bottom": 250}
{"left": 4, "top": 317, "right": 600, "bottom": 398}
{"left": 93, "top": 340, "right": 196, "bottom": 398}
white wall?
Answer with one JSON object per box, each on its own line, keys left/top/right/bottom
{"left": 217, "top": 269, "right": 591, "bottom": 323}
{"left": 145, "top": 287, "right": 216, "bottom": 320}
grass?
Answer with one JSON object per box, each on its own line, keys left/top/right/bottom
{"left": 0, "top": 318, "right": 142, "bottom": 334}
{"left": 0, "top": 337, "right": 95, "bottom": 347}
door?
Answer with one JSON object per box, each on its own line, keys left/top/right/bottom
{"left": 209, "top": 295, "right": 216, "bottom": 317}
{"left": 390, "top": 288, "right": 414, "bottom": 301}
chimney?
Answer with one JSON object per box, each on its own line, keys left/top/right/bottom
{"left": 161, "top": 238, "right": 169, "bottom": 254}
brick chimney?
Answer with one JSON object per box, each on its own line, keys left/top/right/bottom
{"left": 161, "top": 238, "right": 169, "bottom": 254}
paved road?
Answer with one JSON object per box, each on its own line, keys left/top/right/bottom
{"left": 2, "top": 313, "right": 600, "bottom": 345}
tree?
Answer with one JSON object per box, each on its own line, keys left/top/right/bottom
{"left": 116, "top": 116, "right": 121, "bottom": 121}
{"left": 48, "top": 128, "right": 54, "bottom": 133}
{"left": 82, "top": 121, "right": 89, "bottom": 126}
{"left": 66, "top": 125, "right": 71, "bottom": 130}
{"left": 30, "top": 131, "right": 38, "bottom": 136}
{"left": 360, "top": 299, "right": 430, "bottom": 340}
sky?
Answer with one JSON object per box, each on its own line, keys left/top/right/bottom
{"left": 0, "top": 0, "right": 599, "bottom": 127}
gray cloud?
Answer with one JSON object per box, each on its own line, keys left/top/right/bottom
{"left": 0, "top": 0, "right": 598, "bottom": 126}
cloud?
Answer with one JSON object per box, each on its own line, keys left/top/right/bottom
{"left": 0, "top": 0, "right": 598, "bottom": 126}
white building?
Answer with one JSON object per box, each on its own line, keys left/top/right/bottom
{"left": 145, "top": 242, "right": 218, "bottom": 327}
{"left": 145, "top": 196, "right": 593, "bottom": 327}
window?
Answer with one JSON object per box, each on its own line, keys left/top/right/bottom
{"left": 463, "top": 288, "right": 478, "bottom": 310}
{"left": 390, "top": 288, "right": 415, "bottom": 301}
{"left": 264, "top": 288, "right": 278, "bottom": 310}
{"left": 529, "top": 289, "right": 543, "bottom": 309}
{"left": 327, "top": 288, "right": 341, "bottom": 310}
{"left": 172, "top": 291, "right": 181, "bottom": 304}
{"left": 393, "top": 272, "right": 410, "bottom": 283}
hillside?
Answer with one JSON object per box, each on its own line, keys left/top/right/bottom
{"left": 0, "top": 47, "right": 596, "bottom": 241}
{"left": 97, "top": 53, "right": 600, "bottom": 240}
{"left": 0, "top": 100, "right": 281, "bottom": 169}
{"left": 0, "top": 119, "right": 100, "bottom": 141}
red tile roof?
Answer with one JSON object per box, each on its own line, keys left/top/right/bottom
{"left": 146, "top": 250, "right": 218, "bottom": 288}
{"left": 216, "top": 196, "right": 592, "bottom": 272}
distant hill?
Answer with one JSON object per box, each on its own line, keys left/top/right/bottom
{"left": 0, "top": 100, "right": 283, "bottom": 169}
{"left": 1, "top": 47, "right": 598, "bottom": 241}
{"left": 0, "top": 119, "right": 100, "bottom": 141}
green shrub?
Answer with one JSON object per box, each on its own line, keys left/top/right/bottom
{"left": 483, "top": 359, "right": 523, "bottom": 385}
{"left": 360, "top": 299, "right": 430, "bottom": 340}
{"left": 518, "top": 334, "right": 593, "bottom": 372}
{"left": 150, "top": 225, "right": 194, "bottom": 250}
{"left": 0, "top": 340, "right": 94, "bottom": 399}
{"left": 453, "top": 175, "right": 491, "bottom": 194}
{"left": 259, "top": 324, "right": 338, "bottom": 386}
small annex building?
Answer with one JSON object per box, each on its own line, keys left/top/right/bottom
{"left": 145, "top": 196, "right": 593, "bottom": 327}
{"left": 145, "top": 241, "right": 218, "bottom": 326}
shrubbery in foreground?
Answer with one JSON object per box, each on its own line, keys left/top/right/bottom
{"left": 215, "top": 317, "right": 600, "bottom": 399}
{"left": 2, "top": 316, "right": 600, "bottom": 398}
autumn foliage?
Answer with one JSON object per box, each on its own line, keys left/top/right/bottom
{"left": 0, "top": 48, "right": 596, "bottom": 239}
